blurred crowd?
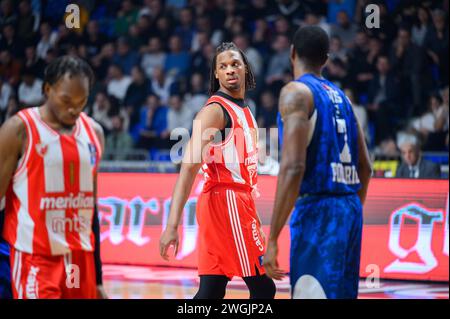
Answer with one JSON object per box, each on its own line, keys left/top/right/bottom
{"left": 0, "top": 0, "right": 448, "bottom": 164}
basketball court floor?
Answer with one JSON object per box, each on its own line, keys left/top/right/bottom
{"left": 102, "top": 265, "right": 449, "bottom": 299}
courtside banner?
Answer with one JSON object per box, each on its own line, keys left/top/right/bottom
{"left": 98, "top": 174, "right": 449, "bottom": 282}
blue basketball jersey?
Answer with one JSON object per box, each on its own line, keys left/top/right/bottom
{"left": 278, "top": 74, "right": 361, "bottom": 196}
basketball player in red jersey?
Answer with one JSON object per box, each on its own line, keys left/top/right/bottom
{"left": 160, "top": 43, "right": 276, "bottom": 299}
{"left": 0, "top": 56, "right": 107, "bottom": 299}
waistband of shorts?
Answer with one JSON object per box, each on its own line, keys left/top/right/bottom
{"left": 299, "top": 192, "right": 358, "bottom": 199}
{"left": 203, "top": 183, "right": 253, "bottom": 194}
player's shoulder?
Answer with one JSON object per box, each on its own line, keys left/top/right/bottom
{"left": 197, "top": 102, "right": 224, "bottom": 118}
{"left": 280, "top": 81, "right": 313, "bottom": 98}
{"left": 0, "top": 114, "right": 26, "bottom": 135}
{"left": 81, "top": 113, "right": 105, "bottom": 146}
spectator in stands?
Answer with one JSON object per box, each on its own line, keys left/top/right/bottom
{"left": 150, "top": 66, "right": 176, "bottom": 105}
{"left": 155, "top": 15, "right": 175, "bottom": 44}
{"left": 367, "top": 55, "right": 399, "bottom": 144}
{"left": 0, "top": 23, "right": 24, "bottom": 58}
{"left": 124, "top": 66, "right": 151, "bottom": 129}
{"left": 113, "top": 37, "right": 139, "bottom": 75}
{"left": 175, "top": 7, "right": 195, "bottom": 51}
{"left": 257, "top": 90, "right": 278, "bottom": 129}
{"left": 389, "top": 27, "right": 426, "bottom": 117}
{"left": 424, "top": 9, "right": 449, "bottom": 87}
{"left": 182, "top": 72, "right": 208, "bottom": 116}
{"left": 106, "top": 64, "right": 132, "bottom": 102}
{"left": 36, "top": 21, "right": 58, "bottom": 60}
{"left": 396, "top": 133, "right": 441, "bottom": 178}
{"left": 17, "top": 68, "right": 44, "bottom": 107}
{"left": 115, "top": 0, "right": 139, "bottom": 37}
{"left": 190, "top": 42, "right": 214, "bottom": 76}
{"left": 136, "top": 94, "right": 168, "bottom": 149}
{"left": 233, "top": 34, "right": 263, "bottom": 78}
{"left": 91, "top": 42, "right": 116, "bottom": 81}
{"left": 140, "top": 37, "right": 166, "bottom": 78}
{"left": 331, "top": 10, "right": 358, "bottom": 49}
{"left": 105, "top": 115, "right": 134, "bottom": 160}
{"left": 0, "top": 0, "right": 17, "bottom": 29}
{"left": 82, "top": 20, "right": 108, "bottom": 59}
{"left": 164, "top": 35, "right": 190, "bottom": 78}
{"left": 23, "top": 44, "right": 46, "bottom": 78}
{"left": 16, "top": 0, "right": 37, "bottom": 43}
{"left": 412, "top": 6, "right": 431, "bottom": 47}
{"left": 0, "top": 76, "right": 12, "bottom": 117}
{"left": 166, "top": 94, "right": 195, "bottom": 134}
{"left": 265, "top": 34, "right": 290, "bottom": 87}
{"left": 329, "top": 35, "right": 348, "bottom": 63}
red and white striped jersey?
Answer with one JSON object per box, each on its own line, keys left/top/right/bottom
{"left": 201, "top": 95, "right": 259, "bottom": 193}
{"left": 3, "top": 107, "right": 102, "bottom": 256}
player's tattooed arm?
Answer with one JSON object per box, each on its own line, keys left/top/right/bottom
{"left": 269, "top": 82, "right": 313, "bottom": 242}
{"left": 264, "top": 82, "right": 314, "bottom": 279}
{"left": 0, "top": 116, "right": 26, "bottom": 200}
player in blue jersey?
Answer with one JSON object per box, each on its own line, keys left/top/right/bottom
{"left": 263, "top": 26, "right": 372, "bottom": 299}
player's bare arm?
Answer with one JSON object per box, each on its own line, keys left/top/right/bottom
{"left": 355, "top": 117, "right": 372, "bottom": 205}
{"left": 90, "top": 119, "right": 108, "bottom": 299}
{"left": 0, "top": 116, "right": 26, "bottom": 199}
{"left": 264, "top": 81, "right": 314, "bottom": 280}
{"left": 159, "top": 103, "right": 226, "bottom": 261}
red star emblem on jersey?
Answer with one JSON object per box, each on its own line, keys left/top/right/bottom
{"left": 35, "top": 143, "right": 48, "bottom": 157}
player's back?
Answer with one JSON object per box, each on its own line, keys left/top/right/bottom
{"left": 295, "top": 73, "right": 361, "bottom": 196}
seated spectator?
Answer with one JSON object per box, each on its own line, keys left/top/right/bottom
{"left": 106, "top": 64, "right": 132, "bottom": 102}
{"left": 411, "top": 6, "right": 431, "bottom": 47}
{"left": 82, "top": 20, "right": 108, "bottom": 59}
{"left": 90, "top": 92, "right": 128, "bottom": 135}
{"left": 140, "top": 37, "right": 166, "bottom": 78}
{"left": 182, "top": 72, "right": 208, "bottom": 116}
{"left": 16, "top": 0, "right": 37, "bottom": 43}
{"left": 330, "top": 10, "right": 358, "bottom": 49}
{"left": 105, "top": 115, "right": 135, "bottom": 160}
{"left": 164, "top": 35, "right": 191, "bottom": 78}
{"left": 124, "top": 66, "right": 151, "bottom": 128}
{"left": 233, "top": 34, "right": 263, "bottom": 78}
{"left": 36, "top": 21, "right": 58, "bottom": 60}
{"left": 257, "top": 90, "right": 278, "bottom": 128}
{"left": 0, "top": 76, "right": 13, "bottom": 116}
{"left": 115, "top": 0, "right": 139, "bottom": 37}
{"left": 329, "top": 35, "right": 348, "bottom": 63}
{"left": 0, "top": 23, "right": 24, "bottom": 58}
{"left": 265, "top": 34, "right": 290, "bottom": 86}
{"left": 136, "top": 94, "right": 169, "bottom": 149}
{"left": 411, "top": 92, "right": 446, "bottom": 136}
{"left": 150, "top": 66, "right": 176, "bottom": 105}
{"left": 18, "top": 68, "right": 44, "bottom": 107}
{"left": 396, "top": 133, "right": 441, "bottom": 179}
{"left": 113, "top": 37, "right": 139, "bottom": 75}
{"left": 166, "top": 94, "right": 195, "bottom": 134}
{"left": 91, "top": 42, "right": 116, "bottom": 81}
{"left": 174, "top": 7, "right": 195, "bottom": 51}
{"left": 23, "top": 44, "right": 46, "bottom": 78}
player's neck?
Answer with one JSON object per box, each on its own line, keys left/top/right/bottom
{"left": 39, "top": 105, "right": 75, "bottom": 133}
{"left": 293, "top": 62, "right": 322, "bottom": 79}
{"left": 218, "top": 87, "right": 245, "bottom": 100}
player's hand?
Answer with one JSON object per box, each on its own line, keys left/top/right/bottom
{"left": 159, "top": 225, "right": 179, "bottom": 261}
{"left": 96, "top": 285, "right": 108, "bottom": 299}
{"left": 263, "top": 240, "right": 285, "bottom": 281}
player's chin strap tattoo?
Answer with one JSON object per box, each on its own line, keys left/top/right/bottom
{"left": 92, "top": 204, "right": 103, "bottom": 285}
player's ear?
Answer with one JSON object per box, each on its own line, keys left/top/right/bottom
{"left": 43, "top": 82, "right": 51, "bottom": 97}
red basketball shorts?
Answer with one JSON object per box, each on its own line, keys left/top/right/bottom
{"left": 9, "top": 246, "right": 96, "bottom": 299}
{"left": 196, "top": 185, "right": 266, "bottom": 279}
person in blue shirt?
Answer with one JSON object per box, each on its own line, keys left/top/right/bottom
{"left": 0, "top": 199, "right": 12, "bottom": 299}
{"left": 264, "top": 26, "right": 372, "bottom": 299}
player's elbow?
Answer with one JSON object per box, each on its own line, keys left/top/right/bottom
{"left": 282, "top": 161, "right": 306, "bottom": 178}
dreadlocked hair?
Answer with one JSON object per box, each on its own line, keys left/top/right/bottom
{"left": 208, "top": 42, "right": 256, "bottom": 95}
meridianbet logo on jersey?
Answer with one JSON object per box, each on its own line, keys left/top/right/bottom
{"left": 40, "top": 193, "right": 94, "bottom": 210}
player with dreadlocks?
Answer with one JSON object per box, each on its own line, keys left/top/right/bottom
{"left": 160, "top": 42, "right": 276, "bottom": 299}
{"left": 0, "top": 56, "right": 107, "bottom": 299}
